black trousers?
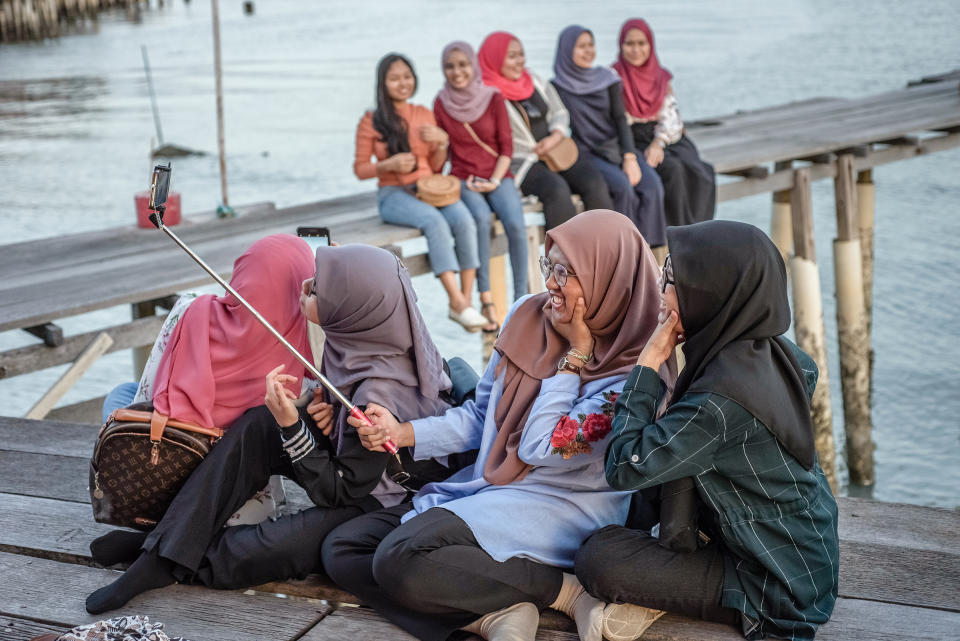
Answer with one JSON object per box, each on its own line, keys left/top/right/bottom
{"left": 321, "top": 505, "right": 564, "bottom": 641}
{"left": 520, "top": 155, "right": 614, "bottom": 230}
{"left": 574, "top": 525, "right": 740, "bottom": 626}
{"left": 142, "top": 405, "right": 369, "bottom": 589}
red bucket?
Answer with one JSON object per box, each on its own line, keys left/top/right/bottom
{"left": 135, "top": 190, "right": 181, "bottom": 228}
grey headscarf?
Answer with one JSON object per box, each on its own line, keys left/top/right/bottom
{"left": 314, "top": 245, "right": 451, "bottom": 452}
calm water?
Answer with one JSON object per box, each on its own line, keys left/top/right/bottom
{"left": 1, "top": 1, "right": 958, "bottom": 507}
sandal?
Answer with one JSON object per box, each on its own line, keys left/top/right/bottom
{"left": 481, "top": 301, "right": 501, "bottom": 334}
{"left": 449, "top": 305, "right": 488, "bottom": 332}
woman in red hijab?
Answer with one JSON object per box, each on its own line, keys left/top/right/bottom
{"left": 613, "top": 18, "right": 716, "bottom": 227}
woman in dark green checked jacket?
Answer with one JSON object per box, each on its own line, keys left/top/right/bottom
{"left": 575, "top": 220, "right": 839, "bottom": 641}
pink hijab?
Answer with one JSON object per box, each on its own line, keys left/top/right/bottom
{"left": 612, "top": 18, "right": 673, "bottom": 120}
{"left": 437, "top": 40, "right": 500, "bottom": 123}
{"left": 152, "top": 234, "right": 315, "bottom": 428}
{"left": 478, "top": 31, "right": 535, "bottom": 102}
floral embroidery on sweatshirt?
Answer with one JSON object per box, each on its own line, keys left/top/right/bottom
{"left": 550, "top": 390, "right": 619, "bottom": 459}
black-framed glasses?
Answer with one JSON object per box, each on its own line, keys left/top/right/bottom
{"left": 539, "top": 256, "right": 577, "bottom": 287}
{"left": 660, "top": 254, "right": 674, "bottom": 293}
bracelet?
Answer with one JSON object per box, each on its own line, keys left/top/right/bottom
{"left": 566, "top": 348, "right": 593, "bottom": 363}
{"left": 487, "top": 177, "right": 501, "bottom": 186}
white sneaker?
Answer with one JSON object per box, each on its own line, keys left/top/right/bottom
{"left": 462, "top": 602, "right": 540, "bottom": 641}
{"left": 601, "top": 603, "right": 666, "bottom": 641}
{"left": 449, "top": 305, "right": 489, "bottom": 332}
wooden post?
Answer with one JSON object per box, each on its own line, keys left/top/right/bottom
{"left": 527, "top": 224, "right": 545, "bottom": 295}
{"left": 131, "top": 300, "right": 157, "bottom": 379}
{"left": 211, "top": 0, "right": 229, "bottom": 207}
{"left": 857, "top": 168, "right": 876, "bottom": 421}
{"left": 25, "top": 332, "right": 114, "bottom": 420}
{"left": 834, "top": 155, "right": 874, "bottom": 486}
{"left": 789, "top": 167, "right": 837, "bottom": 491}
{"left": 771, "top": 161, "right": 793, "bottom": 267}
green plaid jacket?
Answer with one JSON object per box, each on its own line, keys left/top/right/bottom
{"left": 606, "top": 340, "right": 839, "bottom": 640}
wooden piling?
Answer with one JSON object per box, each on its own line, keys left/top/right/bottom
{"left": 789, "top": 167, "right": 838, "bottom": 491}
{"left": 211, "top": 0, "right": 229, "bottom": 207}
{"left": 770, "top": 161, "right": 793, "bottom": 266}
{"left": 857, "top": 169, "right": 875, "bottom": 332}
{"left": 834, "top": 155, "right": 875, "bottom": 486}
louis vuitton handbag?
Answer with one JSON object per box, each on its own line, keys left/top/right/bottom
{"left": 89, "top": 402, "right": 223, "bottom": 530}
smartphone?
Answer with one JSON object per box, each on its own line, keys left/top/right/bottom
{"left": 297, "top": 226, "right": 331, "bottom": 253}
{"left": 149, "top": 163, "right": 172, "bottom": 212}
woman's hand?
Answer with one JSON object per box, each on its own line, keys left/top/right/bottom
{"left": 534, "top": 130, "right": 564, "bottom": 155}
{"left": 644, "top": 142, "right": 664, "bottom": 168}
{"left": 419, "top": 124, "right": 449, "bottom": 146}
{"left": 346, "top": 402, "right": 415, "bottom": 452}
{"left": 622, "top": 153, "right": 642, "bottom": 186}
{"left": 637, "top": 310, "right": 683, "bottom": 370}
{"left": 306, "top": 389, "right": 334, "bottom": 436}
{"left": 466, "top": 175, "right": 497, "bottom": 193}
{"left": 380, "top": 152, "right": 417, "bottom": 174}
{"left": 545, "top": 296, "right": 595, "bottom": 359}
{"left": 265, "top": 364, "right": 300, "bottom": 428}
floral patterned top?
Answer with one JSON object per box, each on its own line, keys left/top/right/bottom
{"left": 626, "top": 90, "right": 683, "bottom": 147}
{"left": 133, "top": 293, "right": 198, "bottom": 404}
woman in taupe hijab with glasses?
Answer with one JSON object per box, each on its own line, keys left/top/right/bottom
{"left": 322, "top": 210, "right": 674, "bottom": 641}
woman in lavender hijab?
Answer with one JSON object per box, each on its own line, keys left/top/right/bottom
{"left": 434, "top": 41, "right": 529, "bottom": 326}
{"left": 552, "top": 25, "right": 667, "bottom": 250}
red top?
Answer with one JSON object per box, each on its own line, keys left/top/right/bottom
{"left": 434, "top": 92, "right": 513, "bottom": 181}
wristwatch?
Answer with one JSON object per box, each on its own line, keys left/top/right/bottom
{"left": 557, "top": 355, "right": 582, "bottom": 375}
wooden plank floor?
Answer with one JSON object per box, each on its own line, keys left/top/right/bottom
{"left": 1, "top": 415, "right": 959, "bottom": 640}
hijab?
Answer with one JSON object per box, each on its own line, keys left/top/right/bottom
{"left": 152, "top": 234, "right": 314, "bottom": 429}
{"left": 612, "top": 18, "right": 672, "bottom": 120}
{"left": 485, "top": 210, "right": 677, "bottom": 485}
{"left": 478, "top": 31, "right": 535, "bottom": 102}
{"left": 313, "top": 245, "right": 451, "bottom": 452}
{"left": 552, "top": 25, "right": 620, "bottom": 96}
{"left": 437, "top": 41, "right": 500, "bottom": 123}
{"left": 668, "top": 220, "right": 816, "bottom": 469}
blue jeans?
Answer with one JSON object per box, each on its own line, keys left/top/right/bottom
{"left": 377, "top": 186, "right": 480, "bottom": 276}
{"left": 458, "top": 178, "right": 529, "bottom": 300}
{"left": 590, "top": 153, "right": 667, "bottom": 247}
{"left": 101, "top": 381, "right": 139, "bottom": 423}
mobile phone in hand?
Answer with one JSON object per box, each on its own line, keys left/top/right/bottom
{"left": 297, "top": 226, "right": 331, "bottom": 253}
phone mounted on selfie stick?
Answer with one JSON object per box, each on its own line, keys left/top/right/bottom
{"left": 146, "top": 163, "right": 399, "bottom": 455}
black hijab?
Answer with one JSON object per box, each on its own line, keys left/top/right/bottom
{"left": 668, "top": 220, "right": 816, "bottom": 470}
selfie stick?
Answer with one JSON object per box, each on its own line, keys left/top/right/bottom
{"left": 147, "top": 207, "right": 400, "bottom": 455}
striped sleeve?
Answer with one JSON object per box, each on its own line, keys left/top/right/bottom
{"left": 280, "top": 419, "right": 316, "bottom": 463}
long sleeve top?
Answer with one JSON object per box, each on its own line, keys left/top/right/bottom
{"left": 434, "top": 93, "right": 513, "bottom": 181}
{"left": 354, "top": 103, "right": 445, "bottom": 188}
{"left": 403, "top": 296, "right": 633, "bottom": 569}
{"left": 626, "top": 89, "right": 683, "bottom": 147}
{"left": 502, "top": 72, "right": 572, "bottom": 185}
{"left": 605, "top": 340, "right": 839, "bottom": 641}
{"left": 553, "top": 81, "right": 636, "bottom": 164}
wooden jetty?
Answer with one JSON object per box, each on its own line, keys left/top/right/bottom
{"left": 0, "top": 73, "right": 959, "bottom": 639}
{"left": 0, "top": 0, "right": 148, "bottom": 43}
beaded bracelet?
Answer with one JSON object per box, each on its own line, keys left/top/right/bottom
{"left": 567, "top": 348, "right": 593, "bottom": 363}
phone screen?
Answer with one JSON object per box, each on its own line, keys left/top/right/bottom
{"left": 297, "top": 226, "right": 330, "bottom": 253}
{"left": 149, "top": 163, "right": 172, "bottom": 211}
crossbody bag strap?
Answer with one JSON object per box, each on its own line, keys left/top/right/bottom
{"left": 463, "top": 122, "right": 499, "bottom": 159}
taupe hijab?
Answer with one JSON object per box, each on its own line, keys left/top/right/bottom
{"left": 486, "top": 210, "right": 676, "bottom": 484}
{"left": 314, "top": 245, "right": 452, "bottom": 452}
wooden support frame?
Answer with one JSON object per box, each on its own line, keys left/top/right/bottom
{"left": 23, "top": 322, "right": 64, "bottom": 347}
{"left": 24, "top": 332, "right": 114, "bottom": 420}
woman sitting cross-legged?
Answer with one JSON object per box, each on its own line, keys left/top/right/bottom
{"left": 85, "top": 245, "right": 458, "bottom": 614}
{"left": 575, "top": 220, "right": 839, "bottom": 641}
{"left": 478, "top": 32, "right": 614, "bottom": 231}
{"left": 435, "top": 40, "right": 530, "bottom": 325}
{"left": 321, "top": 210, "right": 676, "bottom": 641}
{"left": 613, "top": 18, "right": 715, "bottom": 227}
{"left": 552, "top": 25, "right": 667, "bottom": 249}
{"left": 355, "top": 52, "right": 490, "bottom": 332}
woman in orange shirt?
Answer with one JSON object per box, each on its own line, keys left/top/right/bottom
{"left": 355, "top": 53, "right": 491, "bottom": 332}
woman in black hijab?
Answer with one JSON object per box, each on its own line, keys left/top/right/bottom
{"left": 575, "top": 220, "right": 839, "bottom": 641}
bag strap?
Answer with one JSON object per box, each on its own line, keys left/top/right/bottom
{"left": 109, "top": 408, "right": 224, "bottom": 439}
{"left": 515, "top": 101, "right": 533, "bottom": 133}
{"left": 463, "top": 122, "right": 499, "bottom": 159}
{"left": 149, "top": 410, "right": 169, "bottom": 443}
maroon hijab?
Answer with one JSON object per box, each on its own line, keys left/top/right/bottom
{"left": 613, "top": 18, "right": 673, "bottom": 120}
{"left": 485, "top": 210, "right": 677, "bottom": 485}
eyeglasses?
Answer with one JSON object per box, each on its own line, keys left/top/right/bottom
{"left": 660, "top": 254, "right": 674, "bottom": 293}
{"left": 539, "top": 256, "right": 577, "bottom": 287}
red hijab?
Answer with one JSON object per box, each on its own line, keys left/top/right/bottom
{"left": 152, "top": 234, "right": 315, "bottom": 428}
{"left": 612, "top": 18, "right": 673, "bottom": 120}
{"left": 478, "top": 31, "right": 535, "bottom": 101}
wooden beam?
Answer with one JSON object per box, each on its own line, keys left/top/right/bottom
{"left": 720, "top": 165, "right": 769, "bottom": 179}
{"left": 23, "top": 322, "right": 63, "bottom": 347}
{"left": 791, "top": 168, "right": 816, "bottom": 261}
{"left": 834, "top": 154, "right": 859, "bottom": 241}
{"left": 24, "top": 333, "right": 114, "bottom": 420}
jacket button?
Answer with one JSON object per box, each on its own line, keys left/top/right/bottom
{"left": 631, "top": 455, "right": 639, "bottom": 462}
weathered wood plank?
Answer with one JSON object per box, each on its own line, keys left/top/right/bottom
{"left": 0, "top": 416, "right": 99, "bottom": 457}
{"left": 816, "top": 597, "right": 960, "bottom": 641}
{"left": 0, "top": 615, "right": 66, "bottom": 641}
{"left": 0, "top": 451, "right": 90, "bottom": 503}
{"left": 0, "top": 552, "right": 330, "bottom": 641}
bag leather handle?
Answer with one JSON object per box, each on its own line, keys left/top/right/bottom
{"left": 150, "top": 410, "right": 169, "bottom": 443}
{"left": 108, "top": 408, "right": 224, "bottom": 439}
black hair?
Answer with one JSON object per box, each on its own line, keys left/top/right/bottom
{"left": 373, "top": 53, "right": 417, "bottom": 156}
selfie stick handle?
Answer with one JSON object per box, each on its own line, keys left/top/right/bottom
{"left": 149, "top": 213, "right": 399, "bottom": 455}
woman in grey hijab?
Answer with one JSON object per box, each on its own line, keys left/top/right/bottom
{"left": 86, "top": 243, "right": 459, "bottom": 615}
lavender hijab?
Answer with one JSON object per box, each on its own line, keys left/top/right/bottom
{"left": 552, "top": 25, "right": 620, "bottom": 96}
{"left": 436, "top": 40, "right": 499, "bottom": 123}
{"left": 313, "top": 245, "right": 451, "bottom": 452}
